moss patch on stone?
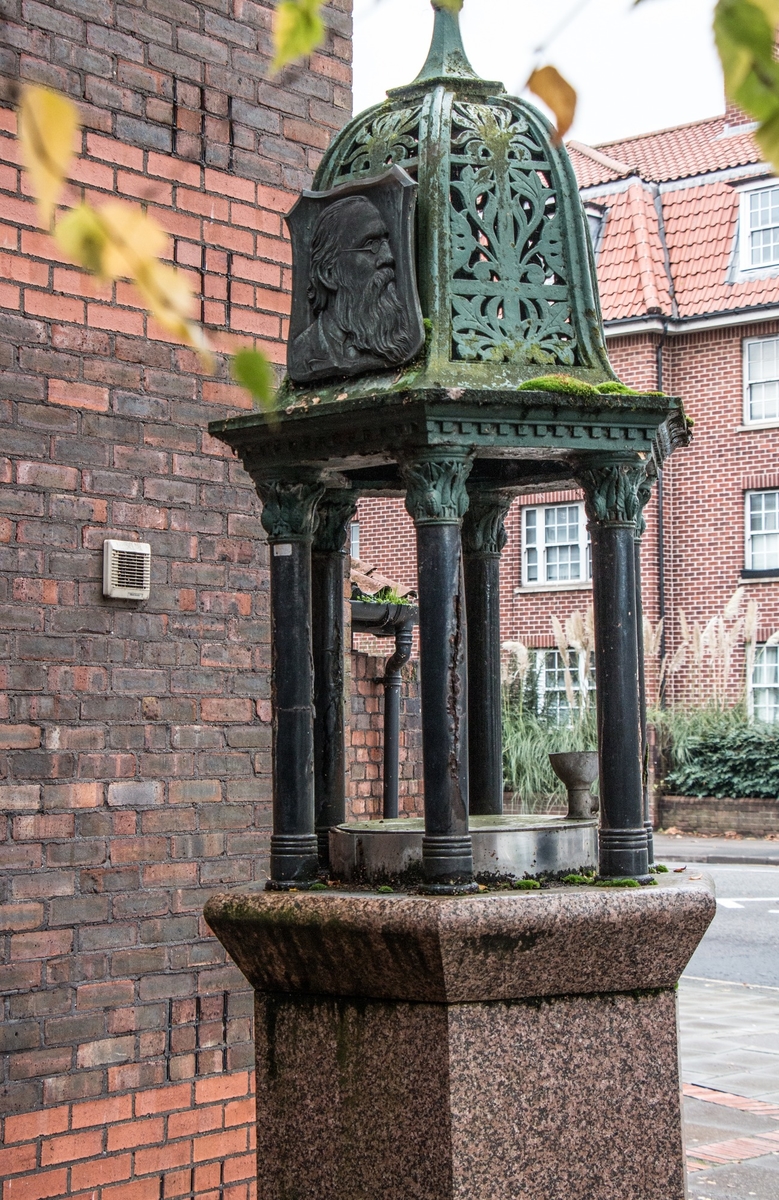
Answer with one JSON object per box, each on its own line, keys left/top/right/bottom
{"left": 517, "top": 374, "right": 600, "bottom": 398}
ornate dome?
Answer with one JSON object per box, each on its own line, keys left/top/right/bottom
{"left": 312, "top": 2, "right": 614, "bottom": 390}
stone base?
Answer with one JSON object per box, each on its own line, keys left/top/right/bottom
{"left": 255, "top": 987, "right": 682, "bottom": 1200}
{"left": 329, "top": 813, "right": 598, "bottom": 884}
{"left": 205, "top": 876, "right": 715, "bottom": 1200}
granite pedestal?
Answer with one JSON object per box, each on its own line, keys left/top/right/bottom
{"left": 205, "top": 875, "right": 715, "bottom": 1200}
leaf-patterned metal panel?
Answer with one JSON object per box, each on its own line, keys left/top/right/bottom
{"left": 448, "top": 101, "right": 576, "bottom": 366}
{"left": 314, "top": 104, "right": 422, "bottom": 189}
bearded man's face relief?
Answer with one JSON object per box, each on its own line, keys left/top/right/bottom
{"left": 288, "top": 195, "right": 418, "bottom": 384}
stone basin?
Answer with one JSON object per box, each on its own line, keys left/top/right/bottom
{"left": 329, "top": 813, "right": 598, "bottom": 885}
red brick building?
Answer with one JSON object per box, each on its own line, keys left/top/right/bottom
{"left": 0, "top": 0, "right": 371, "bottom": 1193}
{"left": 356, "top": 104, "right": 779, "bottom": 719}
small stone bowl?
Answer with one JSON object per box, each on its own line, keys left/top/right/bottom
{"left": 548, "top": 751, "right": 599, "bottom": 820}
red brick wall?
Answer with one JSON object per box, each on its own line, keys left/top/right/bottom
{"left": 347, "top": 652, "right": 422, "bottom": 819}
{"left": 0, "top": 0, "right": 351, "bottom": 1194}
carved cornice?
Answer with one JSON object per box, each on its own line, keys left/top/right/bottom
{"left": 575, "top": 460, "right": 646, "bottom": 528}
{"left": 400, "top": 453, "right": 473, "bottom": 525}
{"left": 461, "top": 488, "right": 512, "bottom": 555}
{"left": 257, "top": 476, "right": 326, "bottom": 542}
{"left": 313, "top": 490, "right": 359, "bottom": 553}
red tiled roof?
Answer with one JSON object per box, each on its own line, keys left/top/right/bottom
{"left": 595, "top": 182, "right": 673, "bottom": 321}
{"left": 568, "top": 113, "right": 760, "bottom": 187}
{"left": 570, "top": 113, "right": 779, "bottom": 322}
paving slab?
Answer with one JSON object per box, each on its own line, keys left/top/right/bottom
{"left": 679, "top": 977, "right": 779, "bottom": 1197}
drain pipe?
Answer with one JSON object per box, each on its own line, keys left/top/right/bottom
{"left": 380, "top": 623, "right": 415, "bottom": 819}
{"left": 350, "top": 600, "right": 418, "bottom": 821}
{"left": 656, "top": 321, "right": 668, "bottom": 696}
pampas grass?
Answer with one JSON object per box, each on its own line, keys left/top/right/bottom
{"left": 502, "top": 610, "right": 597, "bottom": 813}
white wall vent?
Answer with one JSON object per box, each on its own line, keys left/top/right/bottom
{"left": 103, "top": 540, "right": 151, "bottom": 600}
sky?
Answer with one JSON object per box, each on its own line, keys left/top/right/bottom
{"left": 352, "top": 0, "right": 725, "bottom": 148}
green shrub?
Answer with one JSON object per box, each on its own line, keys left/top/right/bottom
{"left": 664, "top": 723, "right": 779, "bottom": 799}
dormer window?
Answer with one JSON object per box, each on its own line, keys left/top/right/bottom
{"left": 584, "top": 203, "right": 606, "bottom": 259}
{"left": 739, "top": 182, "right": 779, "bottom": 271}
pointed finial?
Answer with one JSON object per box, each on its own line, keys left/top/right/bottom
{"left": 388, "top": 1, "right": 503, "bottom": 99}
{"left": 413, "top": 2, "right": 479, "bottom": 84}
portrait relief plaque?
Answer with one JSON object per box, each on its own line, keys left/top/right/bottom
{"left": 285, "top": 165, "right": 425, "bottom": 385}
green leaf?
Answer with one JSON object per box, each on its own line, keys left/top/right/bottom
{"left": 714, "top": 0, "right": 779, "bottom": 171}
{"left": 272, "top": 0, "right": 325, "bottom": 73}
{"left": 232, "top": 348, "right": 277, "bottom": 414}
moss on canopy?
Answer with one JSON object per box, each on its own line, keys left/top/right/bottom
{"left": 516, "top": 374, "right": 649, "bottom": 398}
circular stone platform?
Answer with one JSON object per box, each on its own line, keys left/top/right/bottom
{"left": 329, "top": 814, "right": 598, "bottom": 885}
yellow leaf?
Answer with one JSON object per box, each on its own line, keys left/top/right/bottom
{"left": 18, "top": 85, "right": 79, "bottom": 228}
{"left": 434, "top": 0, "right": 463, "bottom": 9}
{"left": 98, "top": 203, "right": 168, "bottom": 280}
{"left": 54, "top": 204, "right": 109, "bottom": 275}
{"left": 137, "top": 260, "right": 213, "bottom": 365}
{"left": 272, "top": 0, "right": 325, "bottom": 73}
{"left": 527, "top": 65, "right": 577, "bottom": 143}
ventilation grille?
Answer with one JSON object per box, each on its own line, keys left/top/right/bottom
{"left": 103, "top": 540, "right": 151, "bottom": 600}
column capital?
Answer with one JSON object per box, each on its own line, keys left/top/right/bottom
{"left": 257, "top": 473, "right": 326, "bottom": 543}
{"left": 313, "top": 489, "right": 359, "bottom": 554}
{"left": 574, "top": 458, "right": 646, "bottom": 529}
{"left": 635, "top": 462, "right": 656, "bottom": 540}
{"left": 462, "top": 487, "right": 513, "bottom": 556}
{"left": 400, "top": 450, "right": 473, "bottom": 526}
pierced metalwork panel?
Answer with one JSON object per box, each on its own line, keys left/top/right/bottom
{"left": 448, "top": 100, "right": 575, "bottom": 367}
{"left": 318, "top": 105, "right": 422, "bottom": 188}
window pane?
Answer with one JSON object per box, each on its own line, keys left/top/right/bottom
{"left": 546, "top": 544, "right": 580, "bottom": 581}
{"left": 542, "top": 650, "right": 571, "bottom": 722}
{"left": 526, "top": 547, "right": 538, "bottom": 582}
{"left": 749, "top": 380, "right": 779, "bottom": 422}
{"left": 749, "top": 492, "right": 779, "bottom": 570}
{"left": 525, "top": 509, "right": 536, "bottom": 545}
{"left": 750, "top": 491, "right": 779, "bottom": 531}
{"left": 747, "top": 339, "right": 779, "bottom": 421}
{"left": 748, "top": 189, "right": 779, "bottom": 267}
{"left": 349, "top": 522, "right": 360, "bottom": 560}
{"left": 753, "top": 645, "right": 779, "bottom": 722}
{"left": 747, "top": 338, "right": 779, "bottom": 382}
{"left": 545, "top": 506, "right": 579, "bottom": 544}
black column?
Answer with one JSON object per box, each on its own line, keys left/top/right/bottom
{"left": 401, "top": 450, "right": 475, "bottom": 892}
{"left": 311, "top": 491, "right": 357, "bottom": 868}
{"left": 635, "top": 467, "right": 655, "bottom": 868}
{"left": 577, "top": 459, "right": 648, "bottom": 880}
{"left": 462, "top": 488, "right": 512, "bottom": 816}
{"left": 257, "top": 475, "right": 325, "bottom": 887}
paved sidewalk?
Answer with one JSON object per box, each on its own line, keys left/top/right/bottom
{"left": 654, "top": 832, "right": 779, "bottom": 866}
{"left": 679, "top": 976, "right": 779, "bottom": 1198}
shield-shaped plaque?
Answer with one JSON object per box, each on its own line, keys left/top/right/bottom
{"left": 285, "top": 165, "right": 425, "bottom": 386}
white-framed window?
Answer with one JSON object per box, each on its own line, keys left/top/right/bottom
{"left": 745, "top": 490, "right": 779, "bottom": 573}
{"left": 751, "top": 643, "right": 779, "bottom": 723}
{"left": 522, "top": 502, "right": 591, "bottom": 587}
{"left": 534, "top": 648, "right": 595, "bottom": 723}
{"left": 349, "top": 521, "right": 360, "bottom": 560}
{"left": 740, "top": 183, "right": 779, "bottom": 271}
{"left": 743, "top": 335, "right": 779, "bottom": 424}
